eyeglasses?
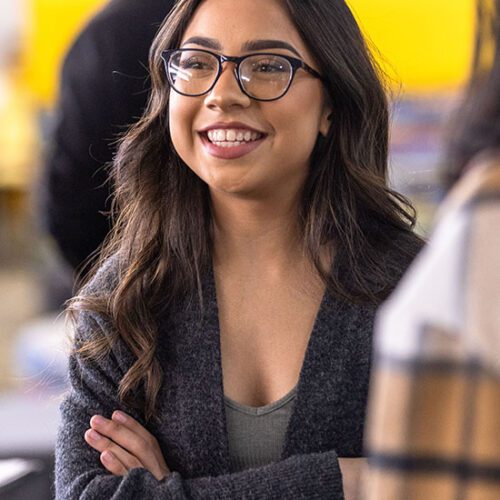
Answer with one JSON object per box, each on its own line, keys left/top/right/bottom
{"left": 161, "top": 48, "right": 324, "bottom": 102}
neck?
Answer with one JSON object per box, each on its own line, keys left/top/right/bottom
{"left": 210, "top": 189, "right": 305, "bottom": 274}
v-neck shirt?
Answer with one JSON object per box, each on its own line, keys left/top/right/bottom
{"left": 224, "top": 385, "right": 298, "bottom": 472}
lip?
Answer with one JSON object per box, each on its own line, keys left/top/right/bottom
{"left": 198, "top": 131, "right": 266, "bottom": 160}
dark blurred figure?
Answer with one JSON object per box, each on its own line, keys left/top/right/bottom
{"left": 42, "top": 0, "right": 173, "bottom": 275}
{"left": 445, "top": 0, "right": 500, "bottom": 187}
{"left": 365, "top": 1, "right": 500, "bottom": 499}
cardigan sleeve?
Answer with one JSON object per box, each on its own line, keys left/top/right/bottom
{"left": 55, "top": 310, "right": 344, "bottom": 500}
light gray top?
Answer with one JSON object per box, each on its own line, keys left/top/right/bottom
{"left": 224, "top": 386, "right": 298, "bottom": 472}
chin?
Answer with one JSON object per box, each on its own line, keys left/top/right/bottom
{"left": 199, "top": 164, "right": 258, "bottom": 195}
{"left": 208, "top": 178, "right": 253, "bottom": 196}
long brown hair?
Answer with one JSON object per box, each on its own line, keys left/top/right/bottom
{"left": 69, "top": 0, "right": 419, "bottom": 420}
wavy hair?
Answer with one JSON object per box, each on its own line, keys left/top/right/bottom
{"left": 69, "top": 0, "right": 419, "bottom": 420}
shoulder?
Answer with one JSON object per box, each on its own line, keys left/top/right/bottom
{"left": 385, "top": 228, "right": 425, "bottom": 271}
{"left": 71, "top": 254, "right": 137, "bottom": 368}
{"left": 335, "top": 221, "right": 424, "bottom": 303}
{"left": 372, "top": 226, "right": 425, "bottom": 299}
{"left": 79, "top": 253, "right": 123, "bottom": 298}
{"left": 71, "top": 254, "right": 122, "bottom": 344}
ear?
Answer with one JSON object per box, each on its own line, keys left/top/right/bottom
{"left": 319, "top": 106, "right": 333, "bottom": 137}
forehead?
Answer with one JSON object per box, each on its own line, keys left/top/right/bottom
{"left": 181, "top": 0, "right": 309, "bottom": 56}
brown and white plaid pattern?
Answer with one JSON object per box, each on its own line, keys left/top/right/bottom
{"left": 363, "top": 159, "right": 500, "bottom": 500}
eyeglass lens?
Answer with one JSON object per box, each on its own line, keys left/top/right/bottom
{"left": 167, "top": 50, "right": 294, "bottom": 100}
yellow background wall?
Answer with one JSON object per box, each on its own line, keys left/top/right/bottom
{"left": 22, "top": 0, "right": 476, "bottom": 108}
{"left": 22, "top": 0, "right": 106, "bottom": 107}
{"left": 349, "top": 0, "right": 475, "bottom": 93}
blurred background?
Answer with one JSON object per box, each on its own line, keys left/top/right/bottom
{"left": 0, "top": 0, "right": 475, "bottom": 497}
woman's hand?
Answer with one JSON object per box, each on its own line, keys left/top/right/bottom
{"left": 84, "top": 410, "right": 170, "bottom": 481}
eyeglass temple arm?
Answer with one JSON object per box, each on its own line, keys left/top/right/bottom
{"left": 301, "top": 62, "right": 324, "bottom": 81}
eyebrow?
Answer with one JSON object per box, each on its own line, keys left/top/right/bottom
{"left": 181, "top": 37, "right": 302, "bottom": 58}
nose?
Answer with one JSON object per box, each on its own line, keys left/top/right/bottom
{"left": 204, "top": 63, "right": 251, "bottom": 110}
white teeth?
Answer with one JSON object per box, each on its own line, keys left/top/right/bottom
{"left": 206, "top": 128, "right": 263, "bottom": 144}
{"left": 211, "top": 141, "right": 243, "bottom": 148}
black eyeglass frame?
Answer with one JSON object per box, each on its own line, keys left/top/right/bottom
{"left": 161, "top": 48, "right": 325, "bottom": 102}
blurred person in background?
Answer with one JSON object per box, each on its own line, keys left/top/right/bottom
{"left": 54, "top": 0, "right": 423, "bottom": 498}
{"left": 365, "top": 0, "right": 500, "bottom": 498}
{"left": 41, "top": 0, "right": 174, "bottom": 277}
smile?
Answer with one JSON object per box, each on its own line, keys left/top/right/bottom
{"left": 198, "top": 128, "right": 267, "bottom": 160}
{"left": 207, "top": 129, "right": 264, "bottom": 147}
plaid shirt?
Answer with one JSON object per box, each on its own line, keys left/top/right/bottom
{"left": 364, "top": 157, "right": 500, "bottom": 499}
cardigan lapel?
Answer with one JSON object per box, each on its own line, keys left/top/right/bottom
{"left": 282, "top": 293, "right": 376, "bottom": 458}
{"left": 154, "top": 267, "right": 230, "bottom": 478}
{"left": 155, "top": 268, "right": 376, "bottom": 477}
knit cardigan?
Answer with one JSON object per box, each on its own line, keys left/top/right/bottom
{"left": 55, "top": 235, "right": 421, "bottom": 499}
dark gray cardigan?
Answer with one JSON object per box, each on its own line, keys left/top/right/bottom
{"left": 55, "top": 237, "right": 421, "bottom": 499}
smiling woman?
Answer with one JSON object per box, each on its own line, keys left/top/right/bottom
{"left": 55, "top": 0, "right": 423, "bottom": 498}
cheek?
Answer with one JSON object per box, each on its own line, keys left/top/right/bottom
{"left": 168, "top": 94, "right": 197, "bottom": 164}
{"left": 272, "top": 97, "right": 323, "bottom": 164}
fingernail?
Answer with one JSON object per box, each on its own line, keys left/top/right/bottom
{"left": 88, "top": 429, "right": 102, "bottom": 441}
{"left": 113, "top": 411, "right": 127, "bottom": 423}
{"left": 92, "top": 415, "right": 105, "bottom": 426}
{"left": 102, "top": 451, "right": 115, "bottom": 463}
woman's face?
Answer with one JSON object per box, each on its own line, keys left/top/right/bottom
{"left": 169, "top": 0, "right": 331, "bottom": 200}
